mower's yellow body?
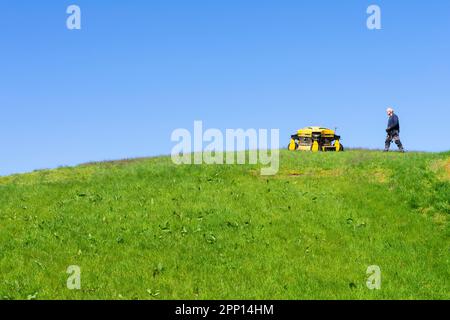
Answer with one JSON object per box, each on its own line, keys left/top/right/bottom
{"left": 288, "top": 126, "right": 344, "bottom": 152}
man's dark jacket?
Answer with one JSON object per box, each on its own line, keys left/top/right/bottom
{"left": 387, "top": 114, "right": 400, "bottom": 133}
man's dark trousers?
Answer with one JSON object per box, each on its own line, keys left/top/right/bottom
{"left": 385, "top": 130, "right": 404, "bottom": 151}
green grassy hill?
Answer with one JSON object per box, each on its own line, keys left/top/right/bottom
{"left": 0, "top": 150, "right": 449, "bottom": 300}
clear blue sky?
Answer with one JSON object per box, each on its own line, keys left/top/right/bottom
{"left": 1, "top": 0, "right": 449, "bottom": 175}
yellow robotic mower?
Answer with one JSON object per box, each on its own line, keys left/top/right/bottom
{"left": 288, "top": 126, "right": 344, "bottom": 152}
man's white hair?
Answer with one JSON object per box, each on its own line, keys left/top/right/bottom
{"left": 386, "top": 107, "right": 394, "bottom": 113}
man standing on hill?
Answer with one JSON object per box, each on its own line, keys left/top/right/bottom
{"left": 384, "top": 107, "right": 405, "bottom": 152}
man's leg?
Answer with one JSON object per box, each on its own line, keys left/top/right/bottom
{"left": 393, "top": 133, "right": 404, "bottom": 152}
{"left": 384, "top": 134, "right": 392, "bottom": 151}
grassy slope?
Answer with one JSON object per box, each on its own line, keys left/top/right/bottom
{"left": 0, "top": 150, "right": 449, "bottom": 300}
